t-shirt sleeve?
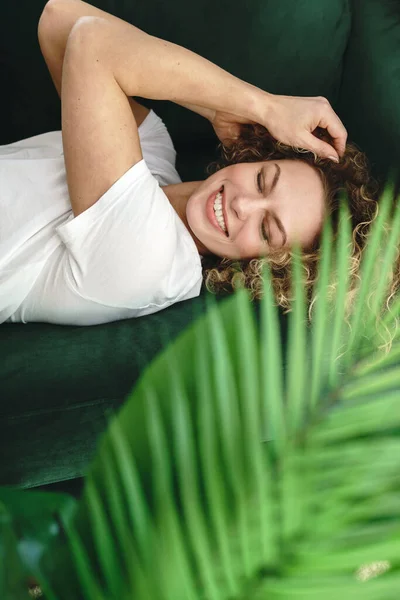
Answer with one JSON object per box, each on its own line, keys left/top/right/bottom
{"left": 138, "top": 109, "right": 182, "bottom": 186}
{"left": 55, "top": 159, "right": 202, "bottom": 311}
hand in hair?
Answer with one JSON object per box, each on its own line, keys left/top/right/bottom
{"left": 263, "top": 94, "right": 347, "bottom": 162}
{"left": 211, "top": 94, "right": 347, "bottom": 163}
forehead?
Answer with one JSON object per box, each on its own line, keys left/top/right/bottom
{"left": 276, "top": 159, "right": 325, "bottom": 199}
{"left": 275, "top": 159, "right": 326, "bottom": 247}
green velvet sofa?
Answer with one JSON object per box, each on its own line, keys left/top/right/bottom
{"left": 1, "top": 0, "right": 399, "bottom": 494}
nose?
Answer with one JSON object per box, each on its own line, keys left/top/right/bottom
{"left": 230, "top": 192, "right": 268, "bottom": 220}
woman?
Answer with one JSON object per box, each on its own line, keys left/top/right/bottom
{"left": 0, "top": 0, "right": 374, "bottom": 326}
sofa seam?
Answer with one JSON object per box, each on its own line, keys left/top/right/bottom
{"left": 1, "top": 397, "right": 122, "bottom": 420}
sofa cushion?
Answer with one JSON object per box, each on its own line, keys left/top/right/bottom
{"left": 0, "top": 291, "right": 230, "bottom": 488}
{"left": 338, "top": 0, "right": 400, "bottom": 182}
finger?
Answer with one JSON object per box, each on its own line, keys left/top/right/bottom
{"left": 219, "top": 134, "right": 238, "bottom": 148}
{"left": 302, "top": 133, "right": 339, "bottom": 162}
{"left": 215, "top": 126, "right": 241, "bottom": 146}
{"left": 320, "top": 111, "right": 348, "bottom": 157}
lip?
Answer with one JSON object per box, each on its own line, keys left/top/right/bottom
{"left": 206, "top": 187, "right": 229, "bottom": 237}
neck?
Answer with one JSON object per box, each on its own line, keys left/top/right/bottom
{"left": 161, "top": 181, "right": 210, "bottom": 256}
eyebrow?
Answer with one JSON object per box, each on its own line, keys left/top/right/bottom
{"left": 263, "top": 163, "right": 287, "bottom": 248}
{"left": 269, "top": 163, "right": 281, "bottom": 195}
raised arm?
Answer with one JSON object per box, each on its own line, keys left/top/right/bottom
{"left": 38, "top": 0, "right": 217, "bottom": 123}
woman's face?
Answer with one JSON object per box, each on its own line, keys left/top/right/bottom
{"left": 186, "top": 159, "right": 326, "bottom": 259}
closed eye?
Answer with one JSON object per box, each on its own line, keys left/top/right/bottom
{"left": 258, "top": 164, "right": 286, "bottom": 247}
{"left": 257, "top": 168, "right": 269, "bottom": 243}
{"left": 257, "top": 170, "right": 263, "bottom": 193}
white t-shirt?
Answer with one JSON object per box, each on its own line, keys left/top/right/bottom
{"left": 0, "top": 109, "right": 203, "bottom": 326}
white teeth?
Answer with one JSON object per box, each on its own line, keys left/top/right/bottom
{"left": 213, "top": 190, "right": 227, "bottom": 232}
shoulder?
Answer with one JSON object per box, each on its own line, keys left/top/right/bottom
{"left": 138, "top": 110, "right": 181, "bottom": 186}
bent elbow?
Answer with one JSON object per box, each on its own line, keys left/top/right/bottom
{"left": 38, "top": 0, "right": 66, "bottom": 44}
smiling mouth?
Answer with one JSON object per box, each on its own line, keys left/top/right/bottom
{"left": 214, "top": 190, "right": 227, "bottom": 230}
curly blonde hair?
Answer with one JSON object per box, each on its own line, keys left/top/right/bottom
{"left": 202, "top": 123, "right": 380, "bottom": 315}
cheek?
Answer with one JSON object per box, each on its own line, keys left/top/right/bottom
{"left": 235, "top": 229, "right": 262, "bottom": 259}
{"left": 309, "top": 216, "right": 324, "bottom": 245}
{"left": 286, "top": 207, "right": 322, "bottom": 247}
{"left": 186, "top": 197, "right": 201, "bottom": 231}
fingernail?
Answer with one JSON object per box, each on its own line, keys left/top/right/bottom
{"left": 328, "top": 155, "right": 339, "bottom": 163}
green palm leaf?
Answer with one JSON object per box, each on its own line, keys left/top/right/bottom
{"left": 326, "top": 198, "right": 352, "bottom": 387}
{"left": 310, "top": 215, "right": 334, "bottom": 406}
{"left": 345, "top": 183, "right": 394, "bottom": 360}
